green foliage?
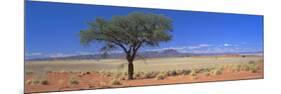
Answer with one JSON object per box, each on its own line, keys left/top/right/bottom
{"left": 80, "top": 12, "right": 173, "bottom": 55}
{"left": 80, "top": 12, "right": 173, "bottom": 80}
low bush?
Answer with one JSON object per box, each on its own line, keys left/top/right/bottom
{"left": 212, "top": 69, "right": 222, "bottom": 75}
{"left": 111, "top": 79, "right": 122, "bottom": 85}
{"left": 156, "top": 73, "right": 166, "bottom": 80}
{"left": 144, "top": 72, "right": 158, "bottom": 79}
{"left": 26, "top": 78, "right": 41, "bottom": 85}
{"left": 33, "top": 80, "right": 40, "bottom": 84}
{"left": 249, "top": 65, "right": 259, "bottom": 73}
{"left": 190, "top": 70, "right": 197, "bottom": 76}
{"left": 182, "top": 70, "right": 191, "bottom": 75}
{"left": 176, "top": 70, "right": 185, "bottom": 75}
{"left": 119, "top": 76, "right": 127, "bottom": 80}
{"left": 41, "top": 79, "right": 49, "bottom": 85}
{"left": 69, "top": 76, "right": 79, "bottom": 85}
{"left": 134, "top": 72, "right": 143, "bottom": 78}
{"left": 86, "top": 71, "right": 91, "bottom": 75}
{"left": 233, "top": 64, "right": 242, "bottom": 72}
{"left": 248, "top": 61, "right": 256, "bottom": 65}
{"left": 70, "top": 80, "right": 79, "bottom": 85}
{"left": 204, "top": 72, "right": 210, "bottom": 76}
{"left": 168, "top": 70, "right": 177, "bottom": 76}
{"left": 26, "top": 79, "right": 33, "bottom": 85}
{"left": 25, "top": 71, "right": 33, "bottom": 75}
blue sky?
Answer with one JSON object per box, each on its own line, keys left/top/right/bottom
{"left": 25, "top": 1, "right": 263, "bottom": 58}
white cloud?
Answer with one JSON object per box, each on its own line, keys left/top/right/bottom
{"left": 223, "top": 43, "right": 231, "bottom": 47}
{"left": 48, "top": 53, "right": 75, "bottom": 58}
{"left": 147, "top": 46, "right": 187, "bottom": 52}
{"left": 187, "top": 44, "right": 212, "bottom": 50}
{"left": 76, "top": 51, "right": 97, "bottom": 55}
{"left": 25, "top": 52, "right": 42, "bottom": 56}
{"left": 198, "top": 44, "right": 212, "bottom": 47}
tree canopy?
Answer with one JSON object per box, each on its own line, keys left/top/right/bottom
{"left": 80, "top": 12, "right": 172, "bottom": 55}
{"left": 80, "top": 12, "right": 173, "bottom": 79}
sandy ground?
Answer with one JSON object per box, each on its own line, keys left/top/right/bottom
{"left": 25, "top": 69, "right": 263, "bottom": 93}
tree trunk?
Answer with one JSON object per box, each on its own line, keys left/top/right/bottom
{"left": 127, "top": 60, "right": 134, "bottom": 80}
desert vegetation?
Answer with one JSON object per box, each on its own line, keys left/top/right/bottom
{"left": 25, "top": 56, "right": 263, "bottom": 93}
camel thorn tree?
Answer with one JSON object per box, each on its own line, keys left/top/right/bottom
{"left": 79, "top": 12, "right": 173, "bottom": 80}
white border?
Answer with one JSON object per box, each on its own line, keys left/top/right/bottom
{"left": 31, "top": 0, "right": 264, "bottom": 15}
{"left": 2, "top": 0, "right": 281, "bottom": 94}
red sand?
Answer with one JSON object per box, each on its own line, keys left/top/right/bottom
{"left": 25, "top": 69, "right": 263, "bottom": 93}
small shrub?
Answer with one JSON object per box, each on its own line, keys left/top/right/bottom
{"left": 196, "top": 68, "right": 208, "bottom": 74}
{"left": 101, "top": 72, "right": 112, "bottom": 77}
{"left": 251, "top": 68, "right": 258, "bottom": 73}
{"left": 212, "top": 69, "right": 222, "bottom": 75}
{"left": 46, "top": 71, "right": 53, "bottom": 74}
{"left": 162, "top": 72, "right": 169, "bottom": 77}
{"left": 190, "top": 70, "right": 197, "bottom": 76}
{"left": 249, "top": 65, "right": 259, "bottom": 73}
{"left": 240, "top": 64, "right": 250, "bottom": 71}
{"left": 168, "top": 70, "right": 177, "bottom": 76}
{"left": 156, "top": 73, "right": 166, "bottom": 80}
{"left": 111, "top": 79, "right": 122, "bottom": 85}
{"left": 182, "top": 70, "right": 191, "bottom": 75}
{"left": 69, "top": 76, "right": 79, "bottom": 85}
{"left": 176, "top": 70, "right": 184, "bottom": 75}
{"left": 25, "top": 71, "right": 33, "bottom": 75}
{"left": 119, "top": 76, "right": 127, "bottom": 80}
{"left": 70, "top": 80, "right": 79, "bottom": 85}
{"left": 86, "top": 71, "right": 91, "bottom": 75}
{"left": 233, "top": 64, "right": 242, "bottom": 72}
{"left": 41, "top": 80, "right": 49, "bottom": 85}
{"left": 32, "top": 79, "right": 40, "bottom": 85}
{"left": 204, "top": 72, "right": 210, "bottom": 76}
{"left": 26, "top": 79, "right": 41, "bottom": 85}
{"left": 134, "top": 72, "right": 142, "bottom": 78}
{"left": 144, "top": 72, "right": 158, "bottom": 79}
{"left": 26, "top": 79, "right": 33, "bottom": 85}
{"left": 248, "top": 61, "right": 256, "bottom": 65}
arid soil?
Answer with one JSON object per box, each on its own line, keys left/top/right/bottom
{"left": 25, "top": 69, "right": 263, "bottom": 93}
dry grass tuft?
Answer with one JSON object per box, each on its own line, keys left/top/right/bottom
{"left": 69, "top": 76, "right": 79, "bottom": 85}
{"left": 190, "top": 69, "right": 197, "bottom": 76}
{"left": 111, "top": 79, "right": 122, "bottom": 85}
{"left": 156, "top": 73, "right": 167, "bottom": 80}
{"left": 212, "top": 69, "right": 222, "bottom": 75}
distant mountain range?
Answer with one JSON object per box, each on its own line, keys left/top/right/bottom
{"left": 25, "top": 49, "right": 263, "bottom": 61}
